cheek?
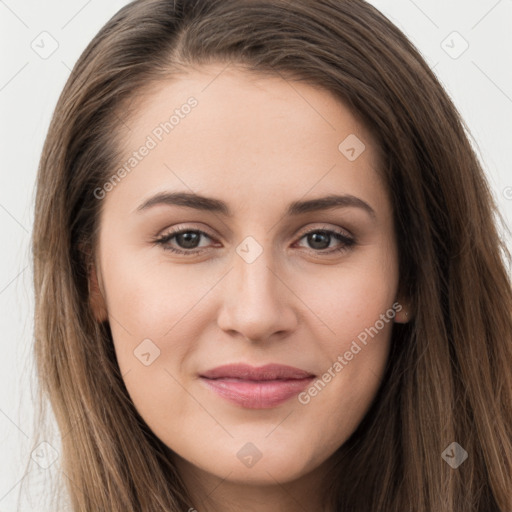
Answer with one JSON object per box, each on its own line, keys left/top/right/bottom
{"left": 102, "top": 259, "right": 206, "bottom": 440}
{"left": 294, "top": 315, "right": 394, "bottom": 470}
{"left": 103, "top": 252, "right": 215, "bottom": 354}
{"left": 296, "top": 254, "right": 399, "bottom": 350}
{"left": 103, "top": 256, "right": 224, "bottom": 433}
{"left": 289, "top": 248, "right": 398, "bottom": 448}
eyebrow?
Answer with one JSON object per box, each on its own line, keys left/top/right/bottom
{"left": 136, "top": 191, "right": 376, "bottom": 220}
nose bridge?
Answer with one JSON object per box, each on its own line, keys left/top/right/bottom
{"left": 237, "top": 245, "right": 277, "bottom": 303}
{"left": 217, "top": 236, "right": 296, "bottom": 341}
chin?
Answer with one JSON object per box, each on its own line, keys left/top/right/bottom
{"left": 175, "top": 439, "right": 322, "bottom": 485}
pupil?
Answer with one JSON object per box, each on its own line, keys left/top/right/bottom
{"left": 177, "top": 232, "right": 199, "bottom": 249}
{"left": 309, "top": 232, "right": 330, "bottom": 250}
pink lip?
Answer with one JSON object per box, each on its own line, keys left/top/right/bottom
{"left": 199, "top": 364, "right": 315, "bottom": 409}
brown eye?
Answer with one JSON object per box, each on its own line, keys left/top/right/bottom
{"left": 295, "top": 229, "right": 355, "bottom": 255}
{"left": 153, "top": 226, "right": 356, "bottom": 257}
{"left": 154, "top": 229, "right": 214, "bottom": 255}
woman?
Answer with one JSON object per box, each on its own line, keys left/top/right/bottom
{"left": 31, "top": 0, "right": 512, "bottom": 510}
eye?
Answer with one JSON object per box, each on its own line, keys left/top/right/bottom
{"left": 294, "top": 226, "right": 356, "bottom": 255}
{"left": 153, "top": 225, "right": 356, "bottom": 256}
{"left": 153, "top": 227, "right": 215, "bottom": 255}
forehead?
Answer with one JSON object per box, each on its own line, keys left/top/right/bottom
{"left": 107, "top": 64, "right": 387, "bottom": 218}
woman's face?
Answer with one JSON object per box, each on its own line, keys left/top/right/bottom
{"left": 91, "top": 64, "right": 408, "bottom": 496}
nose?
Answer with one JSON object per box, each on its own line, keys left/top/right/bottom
{"left": 216, "top": 246, "right": 298, "bottom": 343}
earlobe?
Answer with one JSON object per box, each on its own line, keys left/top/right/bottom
{"left": 394, "top": 298, "right": 412, "bottom": 323}
{"left": 396, "top": 309, "right": 411, "bottom": 323}
{"left": 88, "top": 264, "right": 108, "bottom": 323}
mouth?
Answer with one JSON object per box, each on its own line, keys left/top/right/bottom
{"left": 199, "top": 363, "right": 316, "bottom": 409}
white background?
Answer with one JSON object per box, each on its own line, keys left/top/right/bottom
{"left": 0, "top": 0, "right": 511, "bottom": 509}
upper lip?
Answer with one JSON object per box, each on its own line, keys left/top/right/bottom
{"left": 200, "top": 363, "right": 315, "bottom": 381}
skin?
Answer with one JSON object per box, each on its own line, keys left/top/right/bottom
{"left": 89, "top": 63, "right": 410, "bottom": 512}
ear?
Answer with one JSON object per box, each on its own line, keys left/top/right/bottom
{"left": 393, "top": 296, "right": 412, "bottom": 324}
{"left": 88, "top": 262, "right": 108, "bottom": 323}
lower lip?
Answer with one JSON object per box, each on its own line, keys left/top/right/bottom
{"left": 200, "top": 377, "right": 315, "bottom": 409}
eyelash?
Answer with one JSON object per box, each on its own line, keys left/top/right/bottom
{"left": 152, "top": 225, "right": 356, "bottom": 257}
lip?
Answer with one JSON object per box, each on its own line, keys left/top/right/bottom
{"left": 199, "top": 364, "right": 316, "bottom": 409}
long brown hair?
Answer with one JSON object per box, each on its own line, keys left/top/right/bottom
{"left": 31, "top": 0, "right": 512, "bottom": 510}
